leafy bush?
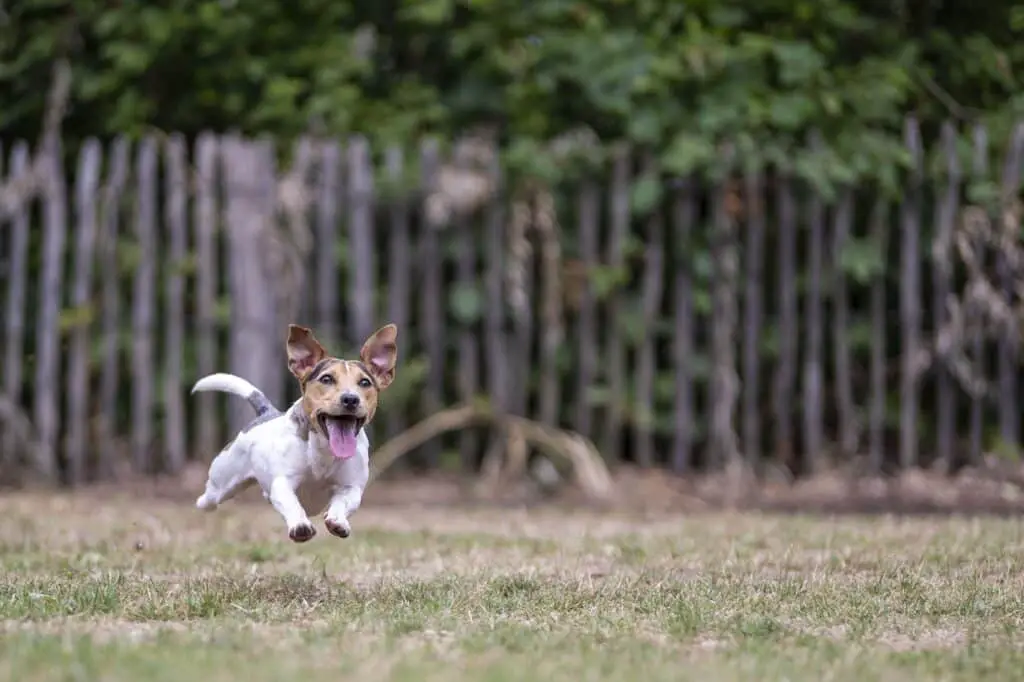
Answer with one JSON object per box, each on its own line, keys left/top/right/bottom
{"left": 2, "top": 0, "right": 1023, "bottom": 185}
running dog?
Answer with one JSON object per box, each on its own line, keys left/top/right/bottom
{"left": 191, "top": 323, "right": 397, "bottom": 543}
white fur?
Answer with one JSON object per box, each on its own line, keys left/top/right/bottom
{"left": 193, "top": 373, "right": 370, "bottom": 542}
{"left": 192, "top": 372, "right": 261, "bottom": 398}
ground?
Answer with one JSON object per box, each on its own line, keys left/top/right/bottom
{"left": 1, "top": 478, "right": 1024, "bottom": 681}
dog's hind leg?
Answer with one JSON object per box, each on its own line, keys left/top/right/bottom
{"left": 196, "top": 443, "right": 254, "bottom": 511}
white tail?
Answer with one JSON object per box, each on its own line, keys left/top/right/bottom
{"left": 191, "top": 373, "right": 278, "bottom": 417}
{"left": 191, "top": 372, "right": 258, "bottom": 398}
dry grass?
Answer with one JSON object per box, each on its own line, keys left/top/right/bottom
{"left": 1, "top": 491, "right": 1023, "bottom": 681}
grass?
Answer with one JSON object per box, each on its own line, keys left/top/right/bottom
{"left": 1, "top": 491, "right": 1023, "bottom": 681}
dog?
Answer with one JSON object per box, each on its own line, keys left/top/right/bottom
{"left": 190, "top": 323, "right": 397, "bottom": 543}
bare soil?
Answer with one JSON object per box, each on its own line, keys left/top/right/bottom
{"left": 58, "top": 459, "right": 1024, "bottom": 517}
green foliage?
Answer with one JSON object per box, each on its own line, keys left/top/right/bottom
{"left": 587, "top": 265, "right": 629, "bottom": 300}
{"left": 629, "top": 175, "right": 662, "bottom": 216}
{"left": 2, "top": 0, "right": 1023, "bottom": 190}
{"left": 838, "top": 238, "right": 886, "bottom": 284}
{"left": 383, "top": 355, "right": 430, "bottom": 413}
{"left": 58, "top": 304, "right": 95, "bottom": 333}
{"left": 448, "top": 284, "right": 484, "bottom": 325}
{"left": 991, "top": 438, "right": 1023, "bottom": 463}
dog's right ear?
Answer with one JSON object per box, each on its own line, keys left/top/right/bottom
{"left": 286, "top": 324, "right": 327, "bottom": 380}
{"left": 360, "top": 324, "right": 398, "bottom": 390}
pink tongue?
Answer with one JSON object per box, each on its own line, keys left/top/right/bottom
{"left": 326, "top": 420, "right": 357, "bottom": 459}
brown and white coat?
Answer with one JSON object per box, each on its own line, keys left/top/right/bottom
{"left": 192, "top": 324, "right": 397, "bottom": 543}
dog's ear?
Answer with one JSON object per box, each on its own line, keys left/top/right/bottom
{"left": 360, "top": 324, "right": 398, "bottom": 389}
{"left": 286, "top": 324, "right": 328, "bottom": 380}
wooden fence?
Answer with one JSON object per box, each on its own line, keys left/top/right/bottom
{"left": 1, "top": 120, "right": 1023, "bottom": 486}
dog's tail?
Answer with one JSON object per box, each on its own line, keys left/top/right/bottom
{"left": 191, "top": 373, "right": 278, "bottom": 417}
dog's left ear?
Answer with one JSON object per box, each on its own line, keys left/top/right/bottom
{"left": 287, "top": 324, "right": 328, "bottom": 380}
{"left": 360, "top": 324, "right": 398, "bottom": 389}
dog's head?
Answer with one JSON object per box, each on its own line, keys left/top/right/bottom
{"left": 285, "top": 323, "right": 398, "bottom": 459}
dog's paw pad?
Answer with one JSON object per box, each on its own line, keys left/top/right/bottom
{"left": 288, "top": 523, "right": 317, "bottom": 543}
{"left": 324, "top": 516, "right": 351, "bottom": 539}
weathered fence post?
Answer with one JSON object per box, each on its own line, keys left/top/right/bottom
{"left": 482, "top": 156, "right": 509, "bottom": 464}
{"left": 574, "top": 180, "right": 600, "bottom": 437}
{"left": 968, "top": 126, "right": 989, "bottom": 465}
{"left": 772, "top": 174, "right": 798, "bottom": 469}
{"left": 996, "top": 124, "right": 1024, "bottom": 452}
{"left": 222, "top": 137, "right": 279, "bottom": 434}
{"left": 163, "top": 134, "right": 189, "bottom": 473}
{"left": 345, "top": 137, "right": 379, "bottom": 443}
{"left": 599, "top": 147, "right": 631, "bottom": 461}
{"left": 96, "top": 137, "right": 130, "bottom": 478}
{"left": 193, "top": 133, "right": 220, "bottom": 459}
{"left": 453, "top": 210, "right": 481, "bottom": 469}
{"left": 537, "top": 188, "right": 565, "bottom": 432}
{"left": 508, "top": 188, "right": 535, "bottom": 426}
{"left": 315, "top": 140, "right": 342, "bottom": 346}
{"left": 899, "top": 118, "right": 923, "bottom": 471}
{"left": 418, "top": 139, "right": 444, "bottom": 467}
{"left": 868, "top": 198, "right": 890, "bottom": 474}
{"left": 802, "top": 133, "right": 826, "bottom": 474}
{"left": 65, "top": 139, "right": 101, "bottom": 484}
{"left": 1, "top": 144, "right": 30, "bottom": 475}
{"left": 670, "top": 179, "right": 696, "bottom": 474}
{"left": 632, "top": 155, "right": 664, "bottom": 468}
{"left": 384, "top": 146, "right": 412, "bottom": 441}
{"left": 347, "top": 136, "right": 376, "bottom": 346}
{"left": 34, "top": 133, "right": 67, "bottom": 482}
{"left": 256, "top": 136, "right": 288, "bottom": 409}
{"left": 831, "top": 188, "right": 857, "bottom": 459}
{"left": 932, "top": 122, "right": 961, "bottom": 470}
{"left": 131, "top": 136, "right": 158, "bottom": 473}
{"left": 284, "top": 137, "right": 316, "bottom": 332}
{"left": 707, "top": 149, "right": 741, "bottom": 473}
{"left": 741, "top": 167, "right": 765, "bottom": 469}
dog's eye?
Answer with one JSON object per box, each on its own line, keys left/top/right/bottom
{"left": 358, "top": 377, "right": 372, "bottom": 388}
{"left": 318, "top": 374, "right": 335, "bottom": 385}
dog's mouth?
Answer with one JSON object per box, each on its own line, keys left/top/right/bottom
{"left": 316, "top": 413, "right": 365, "bottom": 460}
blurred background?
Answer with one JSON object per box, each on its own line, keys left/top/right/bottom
{"left": 1, "top": 0, "right": 1024, "bottom": 511}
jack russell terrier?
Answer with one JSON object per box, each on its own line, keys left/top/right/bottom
{"left": 190, "top": 323, "right": 397, "bottom": 543}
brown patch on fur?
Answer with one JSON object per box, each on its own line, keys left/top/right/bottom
{"left": 284, "top": 324, "right": 399, "bottom": 438}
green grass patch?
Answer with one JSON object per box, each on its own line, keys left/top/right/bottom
{"left": 0, "top": 493, "right": 1022, "bottom": 681}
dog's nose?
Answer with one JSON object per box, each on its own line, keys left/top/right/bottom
{"left": 340, "top": 392, "right": 361, "bottom": 410}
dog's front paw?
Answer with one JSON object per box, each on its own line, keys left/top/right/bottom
{"left": 288, "top": 522, "right": 317, "bottom": 543}
{"left": 324, "top": 515, "right": 351, "bottom": 539}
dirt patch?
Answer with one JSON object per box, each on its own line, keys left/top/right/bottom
{"left": 16, "top": 461, "right": 1024, "bottom": 517}
{"left": 881, "top": 629, "right": 969, "bottom": 652}
{"left": 0, "top": 619, "right": 192, "bottom": 644}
